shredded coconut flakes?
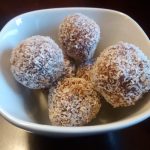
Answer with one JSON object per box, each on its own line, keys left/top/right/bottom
{"left": 10, "top": 35, "right": 64, "bottom": 89}
{"left": 92, "top": 42, "right": 150, "bottom": 107}
{"left": 59, "top": 13, "right": 100, "bottom": 62}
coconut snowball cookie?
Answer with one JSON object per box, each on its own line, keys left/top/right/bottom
{"left": 10, "top": 35, "right": 64, "bottom": 89}
{"left": 91, "top": 42, "right": 150, "bottom": 108}
{"left": 48, "top": 78, "right": 101, "bottom": 126}
{"left": 59, "top": 13, "right": 100, "bottom": 62}
{"left": 76, "top": 59, "right": 95, "bottom": 81}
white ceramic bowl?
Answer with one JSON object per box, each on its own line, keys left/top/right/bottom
{"left": 0, "top": 8, "right": 150, "bottom": 136}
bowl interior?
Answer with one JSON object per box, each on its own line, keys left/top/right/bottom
{"left": 0, "top": 8, "right": 150, "bottom": 128}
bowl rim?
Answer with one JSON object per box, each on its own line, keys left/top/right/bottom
{"left": 0, "top": 7, "right": 150, "bottom": 42}
{"left": 1, "top": 108, "right": 150, "bottom": 134}
{"left": 0, "top": 7, "right": 150, "bottom": 134}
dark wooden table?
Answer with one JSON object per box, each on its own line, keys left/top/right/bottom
{"left": 0, "top": 0, "right": 150, "bottom": 150}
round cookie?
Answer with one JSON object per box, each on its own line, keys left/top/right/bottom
{"left": 59, "top": 13, "right": 100, "bottom": 62}
{"left": 91, "top": 42, "right": 150, "bottom": 107}
{"left": 48, "top": 78, "right": 101, "bottom": 126}
{"left": 10, "top": 35, "right": 64, "bottom": 89}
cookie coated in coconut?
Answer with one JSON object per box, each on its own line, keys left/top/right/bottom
{"left": 76, "top": 59, "right": 95, "bottom": 81}
{"left": 48, "top": 78, "right": 101, "bottom": 126}
{"left": 59, "top": 13, "right": 100, "bottom": 62}
{"left": 10, "top": 35, "right": 64, "bottom": 89}
{"left": 91, "top": 42, "right": 150, "bottom": 107}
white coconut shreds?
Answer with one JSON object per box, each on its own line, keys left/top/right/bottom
{"left": 59, "top": 13, "right": 100, "bottom": 62}
{"left": 48, "top": 78, "right": 101, "bottom": 126}
{"left": 76, "top": 59, "right": 95, "bottom": 81}
{"left": 91, "top": 42, "right": 150, "bottom": 107}
{"left": 10, "top": 35, "right": 64, "bottom": 89}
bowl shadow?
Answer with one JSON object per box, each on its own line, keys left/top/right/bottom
{"left": 18, "top": 85, "right": 50, "bottom": 124}
{"left": 89, "top": 94, "right": 150, "bottom": 125}
{"left": 0, "top": 50, "right": 49, "bottom": 124}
